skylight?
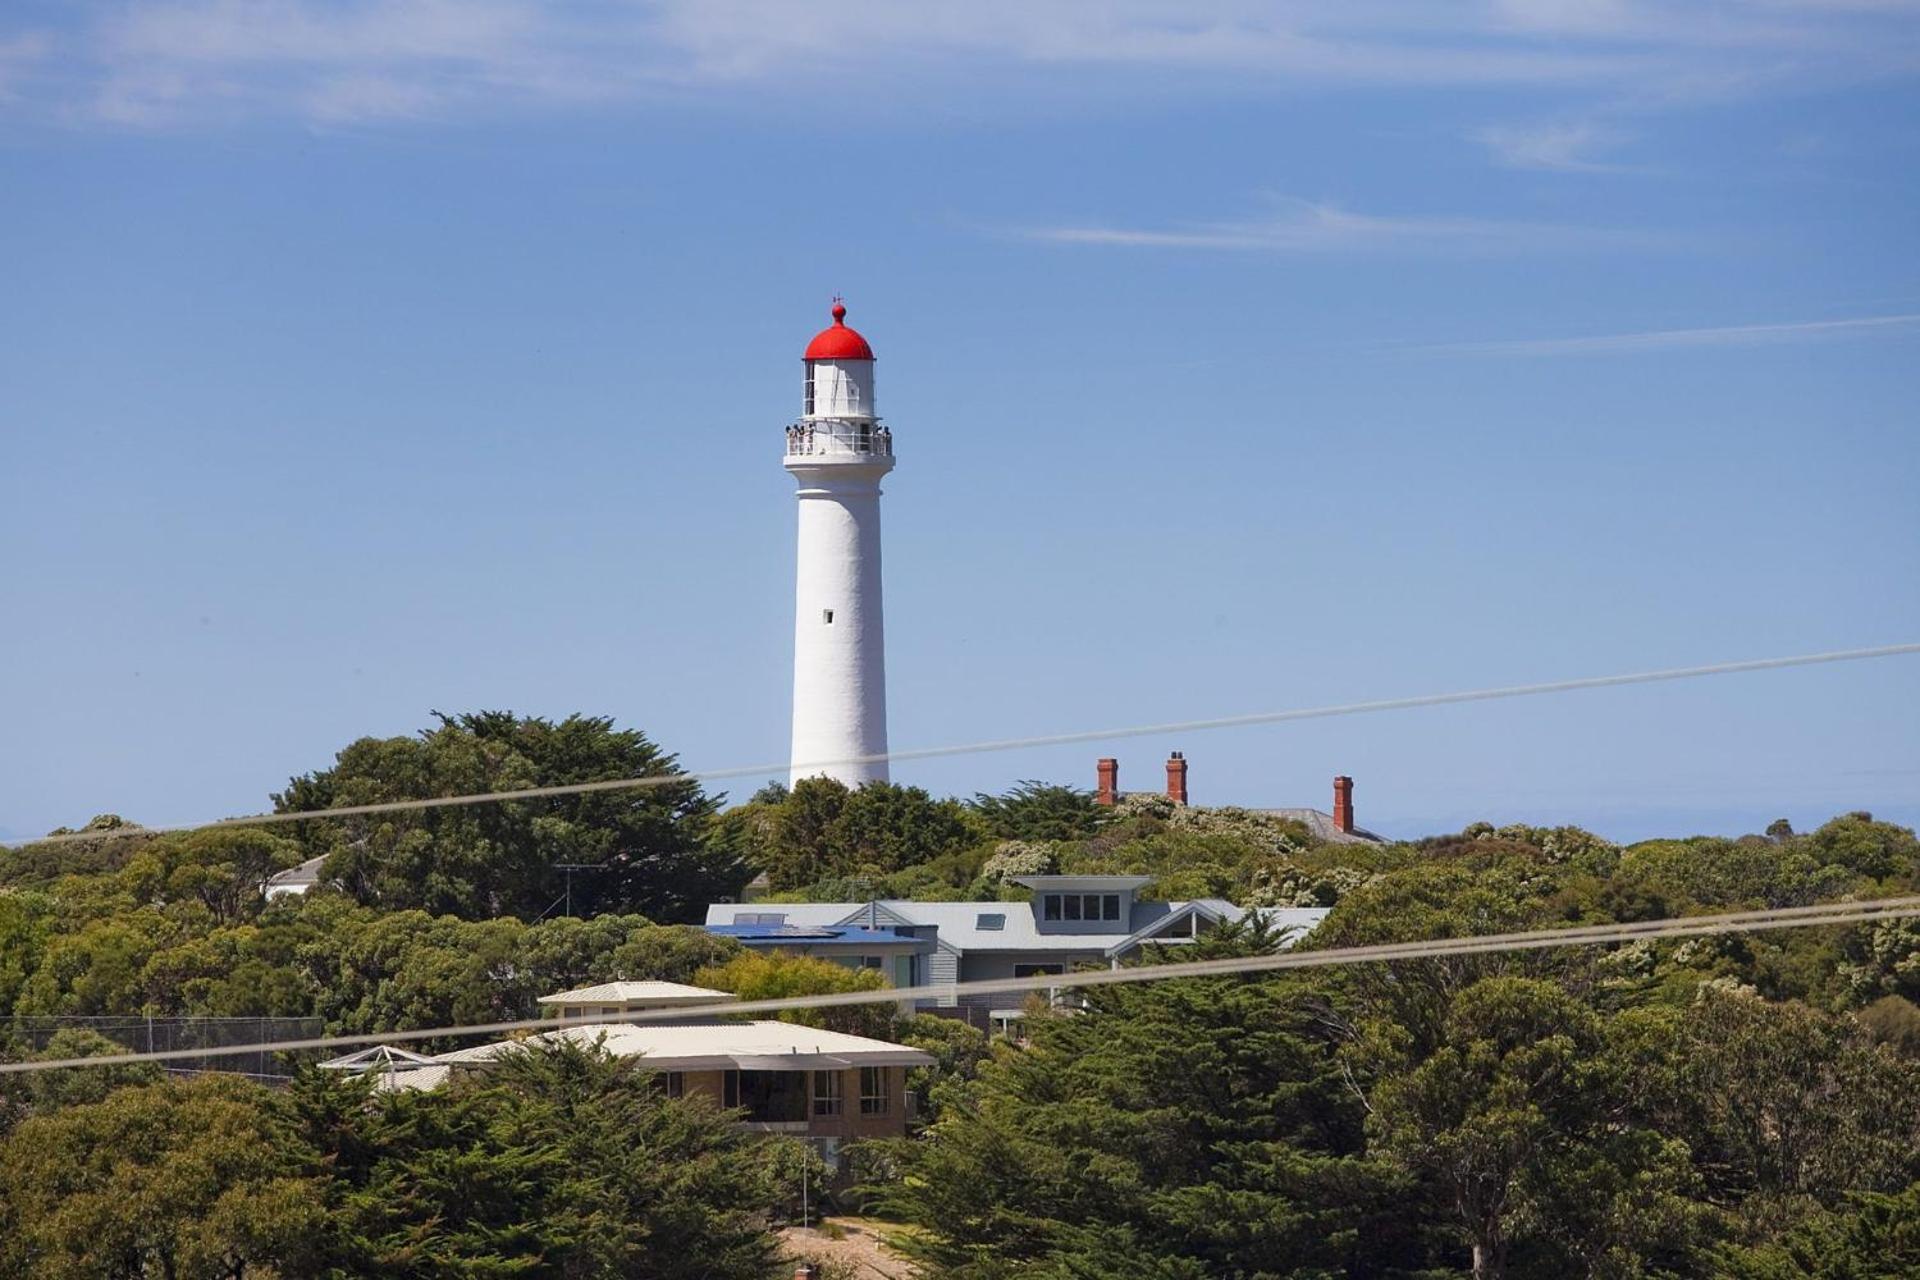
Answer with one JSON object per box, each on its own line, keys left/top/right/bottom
{"left": 733, "top": 912, "right": 788, "bottom": 926}
{"left": 976, "top": 913, "right": 1006, "bottom": 931}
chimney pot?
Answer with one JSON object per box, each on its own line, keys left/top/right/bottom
{"left": 1165, "top": 753, "right": 1189, "bottom": 806}
{"left": 1332, "top": 775, "right": 1354, "bottom": 834}
{"left": 1095, "top": 758, "right": 1119, "bottom": 807}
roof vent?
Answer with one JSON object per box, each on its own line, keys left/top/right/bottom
{"left": 976, "top": 912, "right": 1006, "bottom": 931}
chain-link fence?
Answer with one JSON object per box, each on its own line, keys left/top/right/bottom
{"left": 10, "top": 1015, "right": 326, "bottom": 1080}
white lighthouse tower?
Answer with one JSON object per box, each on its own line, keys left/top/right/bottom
{"left": 785, "top": 301, "right": 894, "bottom": 787}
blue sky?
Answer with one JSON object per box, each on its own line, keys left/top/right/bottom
{"left": 3, "top": 1, "right": 1918, "bottom": 845}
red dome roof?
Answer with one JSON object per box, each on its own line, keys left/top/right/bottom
{"left": 803, "top": 301, "right": 875, "bottom": 361}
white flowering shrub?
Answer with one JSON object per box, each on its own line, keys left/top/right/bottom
{"left": 981, "top": 840, "right": 1060, "bottom": 885}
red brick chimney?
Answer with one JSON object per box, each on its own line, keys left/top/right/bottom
{"left": 1165, "top": 752, "right": 1189, "bottom": 806}
{"left": 1332, "top": 775, "right": 1354, "bottom": 834}
{"left": 1095, "top": 757, "right": 1119, "bottom": 807}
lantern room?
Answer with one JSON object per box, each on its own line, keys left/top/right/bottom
{"left": 802, "top": 301, "right": 876, "bottom": 422}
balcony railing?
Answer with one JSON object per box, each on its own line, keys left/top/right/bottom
{"left": 785, "top": 418, "right": 892, "bottom": 459}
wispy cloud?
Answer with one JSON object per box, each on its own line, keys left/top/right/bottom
{"left": 0, "top": 30, "right": 52, "bottom": 101}
{"left": 1022, "top": 196, "right": 1662, "bottom": 255}
{"left": 1474, "top": 118, "right": 1635, "bottom": 171}
{"left": 2, "top": 0, "right": 1917, "bottom": 129}
{"left": 1427, "top": 313, "right": 1920, "bottom": 355}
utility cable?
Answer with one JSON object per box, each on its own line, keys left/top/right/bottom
{"left": 11, "top": 641, "right": 1917, "bottom": 848}
{"left": 7, "top": 894, "right": 1917, "bottom": 1075}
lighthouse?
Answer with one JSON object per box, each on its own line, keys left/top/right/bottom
{"left": 786, "top": 301, "right": 894, "bottom": 787}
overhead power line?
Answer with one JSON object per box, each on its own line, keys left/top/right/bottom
{"left": 7, "top": 894, "right": 1917, "bottom": 1076}
{"left": 11, "top": 641, "right": 1918, "bottom": 849}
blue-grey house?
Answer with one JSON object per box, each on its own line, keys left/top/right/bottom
{"left": 705, "top": 875, "right": 1328, "bottom": 1027}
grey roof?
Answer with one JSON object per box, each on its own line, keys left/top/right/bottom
{"left": 264, "top": 856, "right": 325, "bottom": 894}
{"left": 373, "top": 1064, "right": 453, "bottom": 1092}
{"left": 1258, "top": 809, "right": 1388, "bottom": 845}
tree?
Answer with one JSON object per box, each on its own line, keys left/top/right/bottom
{"left": 694, "top": 951, "right": 896, "bottom": 1038}
{"left": 1718, "top": 1180, "right": 1920, "bottom": 1279}
{"left": 0, "top": 1029, "right": 161, "bottom": 1138}
{"left": 0, "top": 1075, "right": 325, "bottom": 1279}
{"left": 762, "top": 776, "right": 850, "bottom": 889}
{"left": 117, "top": 828, "right": 305, "bottom": 927}
{"left": 834, "top": 782, "right": 976, "bottom": 876}
{"left": 970, "top": 781, "right": 1107, "bottom": 842}
{"left": 297, "top": 1040, "right": 783, "bottom": 1279}
{"left": 1801, "top": 812, "right": 1920, "bottom": 884}
{"left": 758, "top": 778, "right": 978, "bottom": 890}
{"left": 886, "top": 971, "right": 1417, "bottom": 1278}
{"left": 275, "top": 711, "right": 745, "bottom": 921}
{"left": 0, "top": 888, "right": 53, "bottom": 1018}
{"left": 1366, "top": 977, "right": 1680, "bottom": 1280}
{"left": 894, "top": 1013, "right": 990, "bottom": 1120}
{"left": 603, "top": 922, "right": 743, "bottom": 984}
{"left": 1608, "top": 986, "right": 1920, "bottom": 1205}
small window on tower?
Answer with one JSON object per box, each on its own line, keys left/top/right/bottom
{"left": 822, "top": 609, "right": 834, "bottom": 625}
{"left": 804, "top": 367, "right": 815, "bottom": 416}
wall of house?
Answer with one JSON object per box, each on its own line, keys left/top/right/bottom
{"left": 949, "top": 950, "right": 1101, "bottom": 1013}
{"left": 804, "top": 1066, "right": 910, "bottom": 1140}
{"left": 957, "top": 950, "right": 1102, "bottom": 982}
{"left": 675, "top": 1066, "right": 910, "bottom": 1139}
{"left": 679, "top": 1069, "right": 729, "bottom": 1105}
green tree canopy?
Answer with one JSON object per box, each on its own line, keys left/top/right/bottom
{"left": 886, "top": 969, "right": 1416, "bottom": 1279}
{"left": 295, "top": 1042, "right": 783, "bottom": 1279}
{"left": 969, "top": 781, "right": 1107, "bottom": 842}
{"left": 274, "top": 711, "right": 745, "bottom": 922}
{"left": 753, "top": 777, "right": 980, "bottom": 890}
{"left": 695, "top": 950, "right": 896, "bottom": 1038}
{"left": 0, "top": 1075, "right": 325, "bottom": 1280}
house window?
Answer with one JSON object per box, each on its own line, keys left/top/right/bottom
{"left": 860, "top": 1067, "right": 890, "bottom": 1116}
{"left": 1042, "top": 895, "right": 1061, "bottom": 921}
{"left": 860, "top": 955, "right": 884, "bottom": 969}
{"left": 1063, "top": 895, "right": 1082, "bottom": 921}
{"left": 1013, "top": 963, "right": 1065, "bottom": 978}
{"left": 654, "top": 1071, "right": 684, "bottom": 1099}
{"left": 976, "top": 912, "right": 1005, "bottom": 931}
{"left": 813, "top": 1070, "right": 844, "bottom": 1117}
{"left": 726, "top": 1070, "right": 808, "bottom": 1122}
{"left": 822, "top": 609, "right": 834, "bottom": 624}
{"left": 599, "top": 1006, "right": 624, "bottom": 1019}
{"left": 1102, "top": 895, "right": 1120, "bottom": 921}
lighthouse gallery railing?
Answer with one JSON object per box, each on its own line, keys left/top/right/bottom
{"left": 785, "top": 419, "right": 892, "bottom": 458}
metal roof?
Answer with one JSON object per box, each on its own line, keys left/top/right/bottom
{"left": 706, "top": 923, "right": 931, "bottom": 950}
{"left": 536, "top": 981, "right": 736, "bottom": 1007}
{"left": 318, "top": 1044, "right": 440, "bottom": 1071}
{"left": 436, "top": 1019, "right": 933, "bottom": 1074}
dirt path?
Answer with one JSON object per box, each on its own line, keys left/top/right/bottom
{"left": 779, "top": 1217, "right": 920, "bottom": 1278}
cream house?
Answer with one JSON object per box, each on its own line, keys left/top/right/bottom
{"left": 338, "top": 981, "right": 933, "bottom": 1146}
